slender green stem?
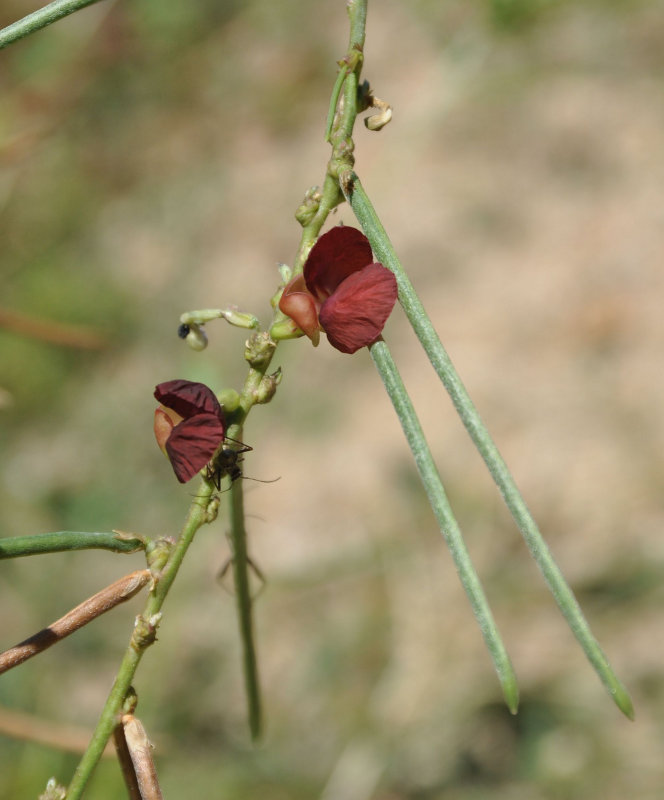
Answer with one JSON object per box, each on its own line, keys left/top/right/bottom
{"left": 324, "top": 64, "right": 348, "bottom": 142}
{"left": 370, "top": 339, "right": 519, "bottom": 713}
{"left": 226, "top": 444, "right": 262, "bottom": 740}
{"left": 0, "top": 0, "right": 105, "bottom": 50}
{"left": 66, "top": 629, "right": 145, "bottom": 799}
{"left": 0, "top": 531, "right": 145, "bottom": 558}
{"left": 344, "top": 171, "right": 633, "bottom": 719}
{"left": 218, "top": 344, "right": 280, "bottom": 741}
{"left": 66, "top": 488, "right": 213, "bottom": 799}
{"left": 272, "top": 0, "right": 367, "bottom": 324}
{"left": 347, "top": 0, "right": 367, "bottom": 53}
{"left": 299, "top": 1, "right": 366, "bottom": 269}
{"left": 224, "top": 0, "right": 368, "bottom": 734}
{"left": 290, "top": 173, "right": 344, "bottom": 276}
{"left": 324, "top": 0, "right": 365, "bottom": 147}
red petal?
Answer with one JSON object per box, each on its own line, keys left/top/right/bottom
{"left": 165, "top": 412, "right": 226, "bottom": 483}
{"left": 278, "top": 275, "right": 321, "bottom": 342}
{"left": 304, "top": 227, "right": 373, "bottom": 300}
{"left": 154, "top": 380, "right": 221, "bottom": 419}
{"left": 318, "top": 263, "right": 398, "bottom": 354}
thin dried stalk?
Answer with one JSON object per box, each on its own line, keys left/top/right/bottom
{"left": 0, "top": 570, "right": 151, "bottom": 674}
{"left": 114, "top": 721, "right": 142, "bottom": 800}
{"left": 118, "top": 714, "right": 163, "bottom": 800}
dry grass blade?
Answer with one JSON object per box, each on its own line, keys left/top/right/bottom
{"left": 0, "top": 570, "right": 151, "bottom": 674}
{"left": 119, "top": 714, "right": 163, "bottom": 800}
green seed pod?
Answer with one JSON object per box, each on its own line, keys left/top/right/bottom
{"left": 254, "top": 368, "right": 282, "bottom": 405}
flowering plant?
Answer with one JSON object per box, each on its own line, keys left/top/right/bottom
{"left": 0, "top": 1, "right": 634, "bottom": 797}
{"left": 153, "top": 380, "right": 226, "bottom": 483}
{"left": 278, "top": 225, "right": 397, "bottom": 353}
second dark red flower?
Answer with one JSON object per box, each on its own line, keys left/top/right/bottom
{"left": 278, "top": 226, "right": 398, "bottom": 354}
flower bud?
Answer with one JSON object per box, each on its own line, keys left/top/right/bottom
{"left": 133, "top": 613, "right": 161, "bottom": 649}
{"left": 244, "top": 331, "right": 277, "bottom": 369}
{"left": 121, "top": 687, "right": 138, "bottom": 716}
{"left": 217, "top": 388, "right": 241, "bottom": 413}
{"left": 295, "top": 186, "right": 322, "bottom": 226}
{"left": 269, "top": 316, "right": 307, "bottom": 342}
{"left": 145, "top": 537, "right": 174, "bottom": 573}
{"left": 254, "top": 368, "right": 282, "bottom": 405}
{"left": 206, "top": 495, "right": 221, "bottom": 523}
{"left": 41, "top": 779, "right": 66, "bottom": 800}
{"left": 270, "top": 265, "right": 293, "bottom": 310}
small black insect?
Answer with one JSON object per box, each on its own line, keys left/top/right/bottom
{"left": 205, "top": 439, "right": 253, "bottom": 490}
{"left": 177, "top": 323, "right": 190, "bottom": 339}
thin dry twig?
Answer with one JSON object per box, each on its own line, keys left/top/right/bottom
{"left": 114, "top": 720, "right": 143, "bottom": 800}
{"left": 0, "top": 570, "right": 151, "bottom": 674}
{"left": 118, "top": 714, "right": 163, "bottom": 800}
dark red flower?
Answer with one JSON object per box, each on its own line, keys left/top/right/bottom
{"left": 153, "top": 380, "right": 226, "bottom": 483}
{"left": 279, "top": 226, "right": 398, "bottom": 354}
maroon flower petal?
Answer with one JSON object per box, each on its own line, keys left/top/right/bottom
{"left": 165, "top": 412, "right": 226, "bottom": 483}
{"left": 318, "top": 263, "right": 398, "bottom": 354}
{"left": 304, "top": 226, "right": 374, "bottom": 301}
{"left": 278, "top": 274, "right": 321, "bottom": 342}
{"left": 154, "top": 380, "right": 222, "bottom": 420}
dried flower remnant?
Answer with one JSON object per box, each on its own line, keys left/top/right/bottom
{"left": 153, "top": 380, "right": 226, "bottom": 483}
{"left": 278, "top": 226, "right": 398, "bottom": 354}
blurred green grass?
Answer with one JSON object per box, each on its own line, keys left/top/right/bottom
{"left": 1, "top": 0, "right": 663, "bottom": 798}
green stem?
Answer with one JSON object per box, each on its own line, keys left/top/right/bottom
{"left": 347, "top": 0, "right": 367, "bottom": 53}
{"left": 226, "top": 446, "right": 262, "bottom": 740}
{"left": 0, "top": 531, "right": 145, "bottom": 558}
{"left": 218, "top": 347, "right": 279, "bottom": 741}
{"left": 298, "top": 2, "right": 367, "bottom": 268}
{"left": 0, "top": 0, "right": 105, "bottom": 50}
{"left": 344, "top": 170, "right": 633, "bottom": 719}
{"left": 226, "top": 0, "right": 368, "bottom": 735}
{"left": 324, "top": 64, "right": 348, "bottom": 143}
{"left": 323, "top": 0, "right": 365, "bottom": 146}
{"left": 291, "top": 173, "right": 344, "bottom": 275}
{"left": 66, "top": 632, "right": 144, "bottom": 799}
{"left": 66, "top": 488, "right": 213, "bottom": 799}
{"left": 370, "top": 339, "right": 519, "bottom": 712}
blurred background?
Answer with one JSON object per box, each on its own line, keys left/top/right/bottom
{"left": 1, "top": 0, "right": 663, "bottom": 797}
